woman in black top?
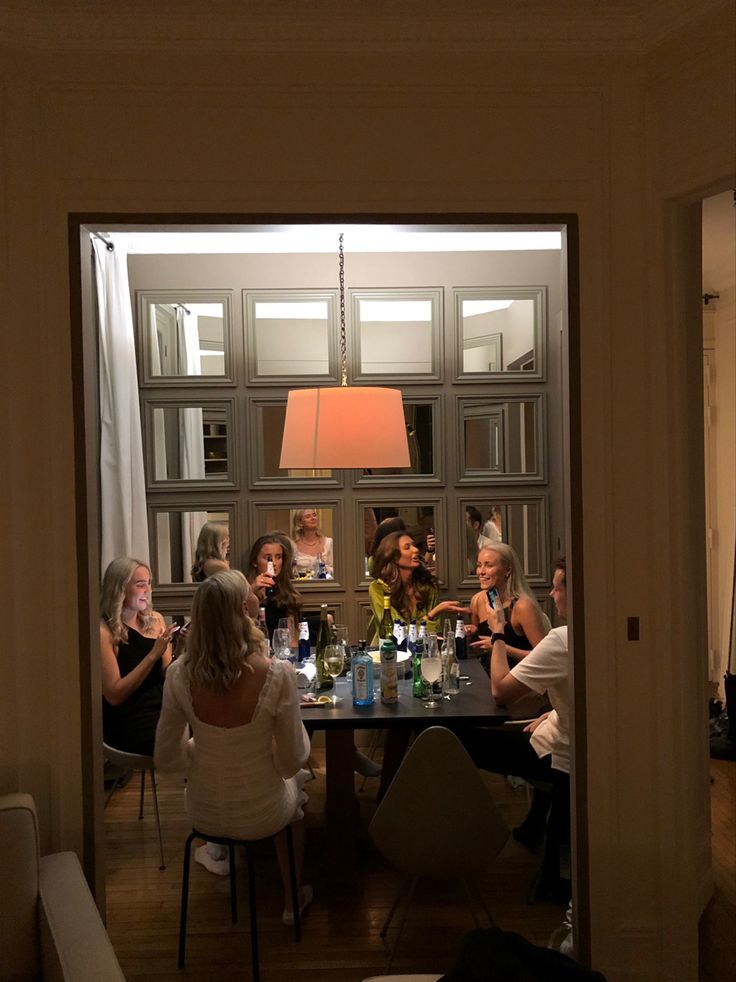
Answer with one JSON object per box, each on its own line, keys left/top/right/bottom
{"left": 100, "top": 558, "right": 178, "bottom": 755}
{"left": 247, "top": 533, "right": 305, "bottom": 638}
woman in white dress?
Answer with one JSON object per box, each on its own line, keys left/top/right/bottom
{"left": 290, "top": 508, "right": 334, "bottom": 577}
{"left": 155, "top": 569, "right": 312, "bottom": 924}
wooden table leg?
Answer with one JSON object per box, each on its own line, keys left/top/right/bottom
{"left": 324, "top": 729, "right": 358, "bottom": 870}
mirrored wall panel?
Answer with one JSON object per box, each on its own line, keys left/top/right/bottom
{"left": 144, "top": 400, "right": 236, "bottom": 488}
{"left": 459, "top": 496, "right": 549, "bottom": 586}
{"left": 247, "top": 399, "right": 339, "bottom": 486}
{"left": 454, "top": 287, "right": 546, "bottom": 381}
{"left": 151, "top": 508, "right": 231, "bottom": 585}
{"left": 458, "top": 395, "right": 545, "bottom": 483}
{"left": 137, "top": 291, "right": 233, "bottom": 383}
{"left": 355, "top": 397, "right": 442, "bottom": 485}
{"left": 244, "top": 290, "right": 338, "bottom": 382}
{"left": 249, "top": 503, "right": 341, "bottom": 584}
{"left": 351, "top": 288, "right": 442, "bottom": 381}
{"left": 359, "top": 501, "right": 441, "bottom": 583}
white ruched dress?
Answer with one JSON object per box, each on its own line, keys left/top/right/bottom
{"left": 154, "top": 657, "right": 310, "bottom": 840}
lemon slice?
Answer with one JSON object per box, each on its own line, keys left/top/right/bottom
{"left": 316, "top": 695, "right": 333, "bottom": 705}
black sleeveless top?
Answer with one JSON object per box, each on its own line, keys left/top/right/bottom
{"left": 479, "top": 599, "right": 533, "bottom": 675}
{"left": 102, "top": 625, "right": 165, "bottom": 756}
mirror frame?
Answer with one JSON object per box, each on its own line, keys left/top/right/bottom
{"left": 457, "top": 493, "right": 550, "bottom": 588}
{"left": 456, "top": 393, "right": 546, "bottom": 485}
{"left": 243, "top": 288, "right": 340, "bottom": 385}
{"left": 453, "top": 286, "right": 547, "bottom": 382}
{"left": 247, "top": 497, "right": 345, "bottom": 590}
{"left": 142, "top": 396, "right": 238, "bottom": 490}
{"left": 352, "top": 394, "right": 444, "bottom": 486}
{"left": 355, "top": 494, "right": 446, "bottom": 589}
{"left": 148, "top": 501, "right": 237, "bottom": 592}
{"left": 246, "top": 396, "right": 343, "bottom": 488}
{"left": 350, "top": 287, "right": 443, "bottom": 383}
{"left": 136, "top": 289, "right": 235, "bottom": 386}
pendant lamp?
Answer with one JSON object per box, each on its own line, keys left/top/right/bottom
{"left": 279, "top": 234, "right": 411, "bottom": 470}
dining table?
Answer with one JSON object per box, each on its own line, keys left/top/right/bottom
{"left": 300, "top": 657, "right": 509, "bottom": 868}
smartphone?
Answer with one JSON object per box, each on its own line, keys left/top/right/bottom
{"left": 486, "top": 587, "right": 500, "bottom": 609}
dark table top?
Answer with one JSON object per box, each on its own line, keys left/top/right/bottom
{"left": 300, "top": 658, "right": 509, "bottom": 731}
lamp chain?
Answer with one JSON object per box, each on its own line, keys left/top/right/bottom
{"left": 338, "top": 232, "right": 348, "bottom": 386}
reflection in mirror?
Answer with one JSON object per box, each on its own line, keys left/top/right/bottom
{"left": 363, "top": 504, "right": 437, "bottom": 579}
{"left": 458, "top": 291, "right": 539, "bottom": 375}
{"left": 462, "top": 398, "right": 539, "bottom": 476}
{"left": 462, "top": 500, "right": 544, "bottom": 581}
{"left": 362, "top": 402, "right": 434, "bottom": 477}
{"left": 257, "top": 507, "right": 336, "bottom": 581}
{"left": 151, "top": 406, "right": 229, "bottom": 482}
{"left": 247, "top": 294, "right": 333, "bottom": 378}
{"left": 355, "top": 293, "right": 437, "bottom": 375}
{"left": 154, "top": 510, "right": 229, "bottom": 583}
{"left": 148, "top": 301, "right": 226, "bottom": 377}
{"left": 260, "top": 404, "right": 332, "bottom": 479}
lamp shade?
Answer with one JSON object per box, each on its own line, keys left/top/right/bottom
{"left": 279, "top": 386, "right": 411, "bottom": 469}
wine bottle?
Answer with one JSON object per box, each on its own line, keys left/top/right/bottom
{"left": 379, "top": 593, "right": 394, "bottom": 641}
{"left": 455, "top": 616, "right": 467, "bottom": 661}
{"left": 258, "top": 606, "right": 270, "bottom": 655}
{"left": 352, "top": 640, "right": 374, "bottom": 707}
{"left": 407, "top": 619, "right": 418, "bottom": 657}
{"left": 265, "top": 558, "right": 276, "bottom": 598}
{"left": 298, "top": 619, "right": 310, "bottom": 663}
{"left": 315, "top": 603, "right": 333, "bottom": 691}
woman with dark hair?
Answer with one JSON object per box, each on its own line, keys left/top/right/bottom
{"left": 100, "top": 558, "right": 178, "bottom": 755}
{"left": 247, "top": 533, "right": 304, "bottom": 638}
{"left": 368, "top": 531, "right": 467, "bottom": 640}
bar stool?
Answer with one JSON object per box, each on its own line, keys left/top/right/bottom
{"left": 178, "top": 825, "right": 302, "bottom": 981}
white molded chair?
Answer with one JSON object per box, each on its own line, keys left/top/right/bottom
{"left": 0, "top": 792, "right": 125, "bottom": 982}
{"left": 369, "top": 726, "right": 509, "bottom": 969}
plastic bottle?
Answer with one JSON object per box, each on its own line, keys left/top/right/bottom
{"left": 380, "top": 638, "right": 398, "bottom": 705}
{"left": 352, "top": 640, "right": 374, "bottom": 707}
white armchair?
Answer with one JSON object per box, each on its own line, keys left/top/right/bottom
{"left": 0, "top": 793, "right": 125, "bottom": 982}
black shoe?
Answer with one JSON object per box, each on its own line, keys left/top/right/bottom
{"left": 512, "top": 823, "right": 544, "bottom": 853}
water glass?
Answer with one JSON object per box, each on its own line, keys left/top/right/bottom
{"left": 272, "top": 628, "right": 293, "bottom": 662}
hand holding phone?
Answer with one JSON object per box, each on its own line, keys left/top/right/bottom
{"left": 486, "top": 587, "right": 500, "bottom": 610}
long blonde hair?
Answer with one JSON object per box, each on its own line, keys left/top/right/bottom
{"left": 292, "top": 509, "right": 323, "bottom": 541}
{"left": 100, "top": 558, "right": 155, "bottom": 644}
{"left": 191, "top": 521, "right": 229, "bottom": 582}
{"left": 478, "top": 543, "right": 539, "bottom": 608}
{"left": 183, "top": 570, "right": 264, "bottom": 692}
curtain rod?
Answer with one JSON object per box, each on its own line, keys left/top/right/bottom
{"left": 91, "top": 232, "right": 114, "bottom": 251}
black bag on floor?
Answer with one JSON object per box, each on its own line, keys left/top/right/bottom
{"left": 710, "top": 672, "right": 736, "bottom": 760}
{"left": 439, "top": 927, "right": 607, "bottom": 982}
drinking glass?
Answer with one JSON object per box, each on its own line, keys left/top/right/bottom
{"left": 323, "top": 643, "right": 345, "bottom": 706}
{"left": 334, "top": 624, "right": 351, "bottom": 680}
{"left": 272, "top": 628, "right": 293, "bottom": 662}
{"left": 421, "top": 635, "right": 442, "bottom": 709}
{"left": 278, "top": 616, "right": 298, "bottom": 660}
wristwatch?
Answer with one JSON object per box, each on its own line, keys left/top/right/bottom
{"left": 491, "top": 632, "right": 506, "bottom": 644}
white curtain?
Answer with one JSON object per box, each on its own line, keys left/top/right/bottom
{"left": 94, "top": 237, "right": 150, "bottom": 569}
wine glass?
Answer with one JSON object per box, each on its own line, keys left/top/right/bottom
{"left": 277, "top": 616, "right": 298, "bottom": 660}
{"left": 333, "top": 624, "right": 351, "bottom": 680}
{"left": 323, "top": 643, "right": 345, "bottom": 706}
{"left": 421, "top": 635, "right": 442, "bottom": 709}
{"left": 272, "top": 628, "right": 293, "bottom": 662}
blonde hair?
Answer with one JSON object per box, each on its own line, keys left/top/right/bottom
{"left": 477, "top": 543, "right": 539, "bottom": 609}
{"left": 191, "top": 521, "right": 229, "bottom": 582}
{"left": 100, "top": 558, "right": 155, "bottom": 644}
{"left": 292, "top": 509, "right": 323, "bottom": 541}
{"left": 183, "top": 570, "right": 264, "bottom": 692}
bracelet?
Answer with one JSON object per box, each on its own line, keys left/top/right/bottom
{"left": 491, "top": 632, "right": 506, "bottom": 644}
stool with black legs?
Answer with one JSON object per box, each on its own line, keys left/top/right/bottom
{"left": 178, "top": 825, "right": 301, "bottom": 981}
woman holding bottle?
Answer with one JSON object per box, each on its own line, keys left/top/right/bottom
{"left": 291, "top": 509, "right": 333, "bottom": 577}
{"left": 368, "top": 531, "right": 467, "bottom": 643}
{"left": 247, "top": 533, "right": 305, "bottom": 639}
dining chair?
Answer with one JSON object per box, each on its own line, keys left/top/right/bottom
{"left": 368, "top": 725, "right": 509, "bottom": 969}
{"left": 178, "top": 824, "right": 302, "bottom": 982}
{"left": 102, "top": 742, "right": 165, "bottom": 869}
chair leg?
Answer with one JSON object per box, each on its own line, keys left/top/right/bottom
{"left": 149, "top": 768, "right": 165, "bottom": 870}
{"left": 229, "top": 843, "right": 238, "bottom": 924}
{"left": 385, "top": 875, "right": 417, "bottom": 971}
{"left": 285, "top": 824, "right": 301, "bottom": 942}
{"left": 463, "top": 878, "right": 496, "bottom": 928}
{"left": 245, "top": 843, "right": 260, "bottom": 982}
{"left": 104, "top": 770, "right": 122, "bottom": 808}
{"left": 178, "top": 832, "right": 197, "bottom": 968}
{"left": 138, "top": 769, "right": 145, "bottom": 820}
{"left": 380, "top": 875, "right": 411, "bottom": 938}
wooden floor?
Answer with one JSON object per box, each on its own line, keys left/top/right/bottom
{"left": 699, "top": 758, "right": 736, "bottom": 982}
{"left": 104, "top": 749, "right": 566, "bottom": 981}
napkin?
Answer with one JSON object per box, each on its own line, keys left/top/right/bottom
{"left": 296, "top": 661, "right": 317, "bottom": 689}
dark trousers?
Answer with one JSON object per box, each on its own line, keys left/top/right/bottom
{"left": 470, "top": 726, "right": 570, "bottom": 885}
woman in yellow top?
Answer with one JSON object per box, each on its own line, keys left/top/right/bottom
{"left": 368, "top": 531, "right": 467, "bottom": 641}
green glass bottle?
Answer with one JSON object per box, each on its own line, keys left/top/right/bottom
{"left": 315, "top": 603, "right": 333, "bottom": 691}
{"left": 379, "top": 593, "right": 394, "bottom": 642}
{"left": 412, "top": 633, "right": 426, "bottom": 699}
